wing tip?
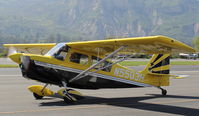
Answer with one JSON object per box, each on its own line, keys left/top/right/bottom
{"left": 154, "top": 35, "right": 196, "bottom": 53}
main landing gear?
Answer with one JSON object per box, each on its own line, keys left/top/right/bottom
{"left": 59, "top": 81, "right": 84, "bottom": 103}
{"left": 28, "top": 82, "right": 84, "bottom": 103}
{"left": 157, "top": 87, "right": 167, "bottom": 96}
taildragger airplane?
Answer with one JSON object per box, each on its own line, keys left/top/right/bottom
{"left": 4, "top": 36, "right": 196, "bottom": 103}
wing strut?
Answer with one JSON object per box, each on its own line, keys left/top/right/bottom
{"left": 69, "top": 46, "right": 127, "bottom": 82}
{"left": 74, "top": 54, "right": 136, "bottom": 80}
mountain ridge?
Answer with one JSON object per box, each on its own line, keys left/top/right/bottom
{"left": 0, "top": 0, "right": 199, "bottom": 46}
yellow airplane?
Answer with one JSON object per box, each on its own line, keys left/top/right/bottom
{"left": 4, "top": 35, "right": 196, "bottom": 103}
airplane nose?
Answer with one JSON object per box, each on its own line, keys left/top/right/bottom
{"left": 20, "top": 56, "right": 31, "bottom": 71}
{"left": 20, "top": 56, "right": 32, "bottom": 77}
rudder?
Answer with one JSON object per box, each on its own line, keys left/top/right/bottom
{"left": 143, "top": 54, "right": 170, "bottom": 74}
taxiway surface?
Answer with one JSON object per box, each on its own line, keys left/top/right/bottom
{"left": 0, "top": 66, "right": 199, "bottom": 116}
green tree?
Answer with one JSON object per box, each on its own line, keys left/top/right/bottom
{"left": 193, "top": 36, "right": 199, "bottom": 52}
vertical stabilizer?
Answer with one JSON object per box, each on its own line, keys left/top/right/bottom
{"left": 143, "top": 54, "right": 170, "bottom": 74}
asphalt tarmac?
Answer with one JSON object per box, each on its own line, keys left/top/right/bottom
{"left": 0, "top": 66, "right": 199, "bottom": 116}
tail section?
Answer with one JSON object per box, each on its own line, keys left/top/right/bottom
{"left": 143, "top": 54, "right": 170, "bottom": 74}
{"left": 141, "top": 54, "right": 171, "bottom": 86}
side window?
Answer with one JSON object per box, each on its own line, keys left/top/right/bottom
{"left": 54, "top": 46, "right": 68, "bottom": 61}
{"left": 70, "top": 52, "right": 89, "bottom": 65}
{"left": 92, "top": 56, "right": 112, "bottom": 72}
{"left": 92, "top": 56, "right": 102, "bottom": 69}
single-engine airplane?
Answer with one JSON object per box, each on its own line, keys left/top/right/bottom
{"left": 4, "top": 36, "right": 196, "bottom": 103}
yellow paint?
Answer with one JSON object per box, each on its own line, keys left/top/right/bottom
{"left": 67, "top": 36, "right": 196, "bottom": 55}
{"left": 4, "top": 43, "right": 56, "bottom": 55}
{"left": 151, "top": 54, "right": 170, "bottom": 66}
{"left": 174, "top": 77, "right": 186, "bottom": 79}
{"left": 57, "top": 88, "right": 77, "bottom": 101}
{"left": 68, "top": 89, "right": 83, "bottom": 96}
{"left": 4, "top": 35, "right": 196, "bottom": 88}
{"left": 28, "top": 85, "right": 54, "bottom": 96}
{"left": 5, "top": 48, "right": 171, "bottom": 86}
{"left": 8, "top": 53, "right": 23, "bottom": 64}
{"left": 3, "top": 43, "right": 55, "bottom": 47}
{"left": 57, "top": 88, "right": 83, "bottom": 97}
{"left": 152, "top": 65, "right": 170, "bottom": 72}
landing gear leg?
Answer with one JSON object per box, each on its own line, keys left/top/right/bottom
{"left": 61, "top": 81, "right": 77, "bottom": 103}
{"left": 41, "top": 83, "right": 49, "bottom": 94}
{"left": 157, "top": 87, "right": 167, "bottom": 96}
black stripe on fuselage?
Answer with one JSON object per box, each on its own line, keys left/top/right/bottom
{"left": 23, "top": 62, "right": 141, "bottom": 89}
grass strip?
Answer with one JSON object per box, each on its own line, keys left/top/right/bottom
{"left": 0, "top": 64, "right": 18, "bottom": 68}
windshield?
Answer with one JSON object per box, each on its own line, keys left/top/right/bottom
{"left": 45, "top": 43, "right": 66, "bottom": 56}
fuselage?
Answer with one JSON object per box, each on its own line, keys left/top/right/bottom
{"left": 10, "top": 43, "right": 152, "bottom": 89}
{"left": 9, "top": 43, "right": 168, "bottom": 89}
{"left": 20, "top": 56, "right": 141, "bottom": 89}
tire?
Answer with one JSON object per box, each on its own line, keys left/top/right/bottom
{"left": 162, "top": 89, "right": 167, "bottom": 96}
{"left": 33, "top": 93, "right": 43, "bottom": 99}
{"left": 63, "top": 97, "right": 75, "bottom": 104}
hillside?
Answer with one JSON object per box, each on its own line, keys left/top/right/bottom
{"left": 0, "top": 0, "right": 199, "bottom": 48}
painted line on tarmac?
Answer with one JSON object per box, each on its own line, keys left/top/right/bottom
{"left": 0, "top": 75, "right": 22, "bottom": 77}
{"left": 0, "top": 99, "right": 199, "bottom": 114}
{"left": 0, "top": 105, "right": 109, "bottom": 114}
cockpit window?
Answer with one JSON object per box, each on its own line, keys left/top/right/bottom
{"left": 45, "top": 43, "right": 69, "bottom": 61}
{"left": 70, "top": 52, "right": 89, "bottom": 65}
{"left": 54, "top": 46, "right": 68, "bottom": 61}
{"left": 92, "top": 56, "right": 112, "bottom": 72}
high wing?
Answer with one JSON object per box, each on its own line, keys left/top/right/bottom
{"left": 67, "top": 35, "right": 196, "bottom": 55}
{"left": 4, "top": 36, "right": 195, "bottom": 55}
{"left": 3, "top": 43, "right": 56, "bottom": 55}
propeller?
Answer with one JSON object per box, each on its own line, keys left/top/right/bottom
{"left": 7, "top": 47, "right": 17, "bottom": 56}
{"left": 20, "top": 56, "right": 31, "bottom": 72}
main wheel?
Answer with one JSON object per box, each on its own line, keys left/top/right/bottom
{"left": 62, "top": 90, "right": 76, "bottom": 103}
{"left": 161, "top": 89, "right": 167, "bottom": 96}
{"left": 33, "top": 93, "right": 43, "bottom": 99}
{"left": 63, "top": 97, "right": 75, "bottom": 104}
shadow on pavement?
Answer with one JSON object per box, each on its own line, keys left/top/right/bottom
{"left": 39, "top": 94, "right": 199, "bottom": 116}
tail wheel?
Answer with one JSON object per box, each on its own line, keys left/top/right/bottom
{"left": 161, "top": 89, "right": 167, "bottom": 96}
{"left": 157, "top": 87, "right": 167, "bottom": 96}
{"left": 33, "top": 93, "right": 43, "bottom": 99}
